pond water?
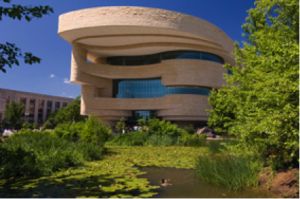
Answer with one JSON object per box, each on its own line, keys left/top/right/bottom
{"left": 138, "top": 167, "right": 277, "bottom": 198}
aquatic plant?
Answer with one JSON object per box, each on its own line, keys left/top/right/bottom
{"left": 195, "top": 154, "right": 261, "bottom": 191}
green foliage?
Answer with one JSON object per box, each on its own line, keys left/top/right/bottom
{"left": 184, "top": 124, "right": 196, "bottom": 134}
{"left": 195, "top": 154, "right": 261, "bottom": 191}
{"left": 115, "top": 117, "right": 126, "bottom": 134}
{"left": 106, "top": 131, "right": 149, "bottom": 146}
{"left": 0, "top": 130, "right": 104, "bottom": 179}
{"left": 54, "top": 96, "right": 87, "bottom": 124}
{"left": 4, "top": 100, "right": 25, "bottom": 129}
{"left": 0, "top": 1, "right": 53, "bottom": 73}
{"left": 148, "top": 134, "right": 175, "bottom": 146}
{"left": 147, "top": 118, "right": 179, "bottom": 136}
{"left": 207, "top": 0, "right": 299, "bottom": 170}
{"left": 22, "top": 122, "right": 37, "bottom": 130}
{"left": 40, "top": 119, "right": 54, "bottom": 131}
{"left": 208, "top": 139, "right": 238, "bottom": 153}
{"left": 80, "top": 114, "right": 111, "bottom": 146}
{"left": 178, "top": 133, "right": 207, "bottom": 147}
{"left": 54, "top": 122, "right": 84, "bottom": 142}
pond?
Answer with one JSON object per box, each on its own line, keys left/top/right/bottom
{"left": 138, "top": 166, "right": 277, "bottom": 198}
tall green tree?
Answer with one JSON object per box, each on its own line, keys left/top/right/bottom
{"left": 0, "top": 0, "right": 53, "bottom": 73}
{"left": 54, "top": 96, "right": 87, "bottom": 124}
{"left": 207, "top": 0, "right": 299, "bottom": 170}
{"left": 4, "top": 100, "right": 25, "bottom": 129}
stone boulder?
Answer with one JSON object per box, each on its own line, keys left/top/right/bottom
{"left": 197, "top": 127, "right": 217, "bottom": 137}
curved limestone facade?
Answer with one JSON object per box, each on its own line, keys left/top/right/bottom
{"left": 58, "top": 6, "right": 235, "bottom": 127}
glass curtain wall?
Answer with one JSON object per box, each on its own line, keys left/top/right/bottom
{"left": 107, "top": 50, "right": 224, "bottom": 66}
{"left": 113, "top": 78, "right": 211, "bottom": 99}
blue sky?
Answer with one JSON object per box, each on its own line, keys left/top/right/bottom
{"left": 0, "top": 0, "right": 256, "bottom": 98}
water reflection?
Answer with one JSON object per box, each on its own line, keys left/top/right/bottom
{"left": 138, "top": 167, "right": 277, "bottom": 198}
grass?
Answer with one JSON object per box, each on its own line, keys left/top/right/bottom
{"left": 195, "top": 154, "right": 261, "bottom": 191}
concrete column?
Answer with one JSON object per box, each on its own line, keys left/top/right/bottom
{"left": 42, "top": 99, "right": 47, "bottom": 123}
{"left": 34, "top": 99, "right": 39, "bottom": 125}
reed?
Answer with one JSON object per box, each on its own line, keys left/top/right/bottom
{"left": 195, "top": 154, "right": 261, "bottom": 191}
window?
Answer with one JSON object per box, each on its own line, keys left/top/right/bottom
{"left": 62, "top": 102, "right": 68, "bottom": 107}
{"left": 55, "top": 102, "right": 60, "bottom": 113}
{"left": 47, "top": 101, "right": 52, "bottom": 118}
{"left": 29, "top": 99, "right": 35, "bottom": 123}
{"left": 107, "top": 50, "right": 224, "bottom": 66}
{"left": 5, "top": 96, "right": 10, "bottom": 105}
{"left": 20, "top": 98, "right": 26, "bottom": 106}
{"left": 38, "top": 100, "right": 44, "bottom": 125}
{"left": 113, "top": 78, "right": 211, "bottom": 99}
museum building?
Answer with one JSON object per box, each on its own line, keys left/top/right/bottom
{"left": 58, "top": 6, "right": 235, "bottom": 127}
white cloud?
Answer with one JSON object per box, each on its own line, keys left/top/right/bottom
{"left": 50, "top": 74, "right": 55, "bottom": 78}
{"left": 69, "top": 96, "right": 73, "bottom": 98}
{"left": 62, "top": 92, "right": 65, "bottom": 95}
{"left": 63, "top": 78, "right": 70, "bottom": 84}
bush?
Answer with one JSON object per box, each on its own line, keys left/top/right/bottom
{"left": 148, "top": 118, "right": 179, "bottom": 136}
{"left": 54, "top": 122, "right": 84, "bottom": 142}
{"left": 195, "top": 154, "right": 261, "bottom": 191}
{"left": 0, "top": 131, "right": 104, "bottom": 179}
{"left": 208, "top": 139, "right": 237, "bottom": 153}
{"left": 22, "top": 122, "right": 37, "bottom": 130}
{"left": 106, "top": 131, "right": 149, "bottom": 146}
{"left": 184, "top": 124, "right": 196, "bottom": 134}
{"left": 80, "top": 114, "right": 111, "bottom": 146}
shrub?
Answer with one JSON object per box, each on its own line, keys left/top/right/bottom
{"left": 106, "top": 131, "right": 148, "bottom": 146}
{"left": 184, "top": 124, "right": 196, "bottom": 134}
{"left": 148, "top": 118, "right": 179, "bottom": 136}
{"left": 208, "top": 139, "right": 237, "bottom": 153}
{"left": 54, "top": 122, "right": 84, "bottom": 142}
{"left": 0, "top": 130, "right": 104, "bottom": 179}
{"left": 195, "top": 154, "right": 261, "bottom": 191}
{"left": 80, "top": 114, "right": 111, "bottom": 146}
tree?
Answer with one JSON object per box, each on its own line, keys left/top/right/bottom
{"left": 207, "top": 0, "right": 299, "bottom": 170}
{"left": 0, "top": 0, "right": 53, "bottom": 73}
{"left": 54, "top": 96, "right": 87, "bottom": 124}
{"left": 4, "top": 100, "right": 25, "bottom": 129}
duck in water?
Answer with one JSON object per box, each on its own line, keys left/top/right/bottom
{"left": 160, "top": 179, "right": 172, "bottom": 186}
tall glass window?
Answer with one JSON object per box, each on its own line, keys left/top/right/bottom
{"left": 29, "top": 99, "right": 35, "bottom": 124}
{"left": 107, "top": 50, "right": 224, "bottom": 66}
{"left": 20, "top": 98, "right": 26, "bottom": 106}
{"left": 55, "top": 102, "right": 60, "bottom": 113}
{"left": 113, "top": 78, "right": 211, "bottom": 99}
{"left": 47, "top": 101, "right": 52, "bottom": 118}
{"left": 38, "top": 100, "right": 44, "bottom": 125}
{"left": 5, "top": 96, "right": 10, "bottom": 105}
{"left": 62, "top": 102, "right": 68, "bottom": 107}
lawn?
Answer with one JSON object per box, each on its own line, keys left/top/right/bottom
{"left": 0, "top": 146, "right": 207, "bottom": 198}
